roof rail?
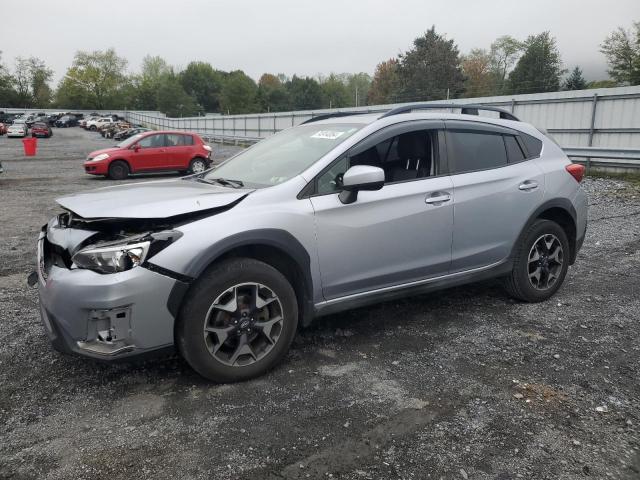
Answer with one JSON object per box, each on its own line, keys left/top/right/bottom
{"left": 379, "top": 103, "right": 520, "bottom": 121}
{"left": 301, "top": 111, "right": 381, "bottom": 124}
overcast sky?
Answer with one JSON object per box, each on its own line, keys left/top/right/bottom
{"left": 2, "top": 0, "right": 638, "bottom": 84}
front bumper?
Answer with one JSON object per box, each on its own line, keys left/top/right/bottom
{"left": 36, "top": 234, "right": 184, "bottom": 361}
{"left": 84, "top": 161, "right": 108, "bottom": 175}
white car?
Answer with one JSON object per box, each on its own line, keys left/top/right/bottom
{"left": 7, "top": 122, "right": 28, "bottom": 137}
{"left": 86, "top": 117, "right": 114, "bottom": 131}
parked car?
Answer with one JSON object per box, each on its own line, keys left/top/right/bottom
{"left": 56, "top": 115, "right": 78, "bottom": 128}
{"left": 0, "top": 161, "right": 3, "bottom": 174}
{"left": 33, "top": 104, "right": 588, "bottom": 382}
{"left": 86, "top": 117, "right": 114, "bottom": 131}
{"left": 26, "top": 116, "right": 48, "bottom": 128}
{"left": 113, "top": 127, "right": 150, "bottom": 141}
{"left": 80, "top": 116, "right": 99, "bottom": 129}
{"left": 46, "top": 114, "right": 61, "bottom": 126}
{"left": 83, "top": 131, "right": 212, "bottom": 179}
{"left": 31, "top": 122, "right": 53, "bottom": 138}
{"left": 7, "top": 121, "right": 28, "bottom": 137}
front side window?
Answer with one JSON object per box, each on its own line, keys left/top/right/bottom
{"left": 447, "top": 131, "right": 508, "bottom": 174}
{"left": 205, "top": 123, "right": 364, "bottom": 187}
{"left": 312, "top": 128, "right": 440, "bottom": 196}
{"left": 137, "top": 134, "right": 164, "bottom": 148}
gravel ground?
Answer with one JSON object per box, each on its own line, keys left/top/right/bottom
{"left": 0, "top": 128, "right": 639, "bottom": 480}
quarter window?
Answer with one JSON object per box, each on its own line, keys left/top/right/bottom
{"left": 503, "top": 135, "right": 526, "bottom": 163}
{"left": 447, "top": 131, "right": 508, "bottom": 173}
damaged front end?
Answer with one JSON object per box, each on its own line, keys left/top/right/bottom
{"left": 32, "top": 202, "right": 239, "bottom": 361}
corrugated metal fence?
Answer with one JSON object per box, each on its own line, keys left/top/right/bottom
{"left": 124, "top": 86, "right": 640, "bottom": 150}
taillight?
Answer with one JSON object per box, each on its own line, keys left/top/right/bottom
{"left": 565, "top": 163, "right": 585, "bottom": 183}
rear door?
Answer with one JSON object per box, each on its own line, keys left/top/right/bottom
{"left": 309, "top": 120, "right": 454, "bottom": 300}
{"left": 131, "top": 133, "right": 166, "bottom": 172}
{"left": 164, "top": 133, "right": 194, "bottom": 169}
{"left": 445, "top": 120, "right": 545, "bottom": 272}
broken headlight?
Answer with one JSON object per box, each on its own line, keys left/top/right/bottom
{"left": 72, "top": 241, "right": 149, "bottom": 274}
{"left": 71, "top": 230, "right": 182, "bottom": 274}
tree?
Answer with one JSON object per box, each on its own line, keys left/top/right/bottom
{"left": 219, "top": 70, "right": 258, "bottom": 114}
{"left": 131, "top": 55, "right": 172, "bottom": 110}
{"left": 180, "top": 61, "right": 227, "bottom": 112}
{"left": 346, "top": 72, "right": 372, "bottom": 106}
{"left": 564, "top": 66, "right": 587, "bottom": 90}
{"left": 600, "top": 21, "right": 640, "bottom": 85}
{"left": 11, "top": 56, "right": 53, "bottom": 107}
{"left": 0, "top": 52, "right": 17, "bottom": 106}
{"left": 368, "top": 59, "right": 399, "bottom": 105}
{"left": 507, "top": 32, "right": 564, "bottom": 94}
{"left": 156, "top": 70, "right": 200, "bottom": 117}
{"left": 257, "top": 73, "right": 290, "bottom": 112}
{"left": 286, "top": 76, "right": 325, "bottom": 110}
{"left": 489, "top": 36, "right": 524, "bottom": 93}
{"left": 320, "top": 73, "right": 350, "bottom": 108}
{"left": 397, "top": 26, "right": 465, "bottom": 101}
{"left": 461, "top": 49, "right": 495, "bottom": 97}
{"left": 56, "top": 49, "right": 129, "bottom": 109}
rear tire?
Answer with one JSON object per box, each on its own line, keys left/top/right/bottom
{"left": 177, "top": 258, "right": 298, "bottom": 383}
{"left": 189, "top": 158, "right": 207, "bottom": 174}
{"left": 108, "top": 160, "right": 129, "bottom": 180}
{"left": 503, "top": 219, "right": 570, "bottom": 302}
{"left": 90, "top": 125, "right": 97, "bottom": 131}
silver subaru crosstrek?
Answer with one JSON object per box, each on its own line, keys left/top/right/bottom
{"left": 33, "top": 104, "right": 587, "bottom": 382}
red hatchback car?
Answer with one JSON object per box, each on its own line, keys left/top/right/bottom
{"left": 84, "top": 131, "right": 213, "bottom": 179}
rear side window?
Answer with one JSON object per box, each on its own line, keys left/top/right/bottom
{"left": 521, "top": 133, "right": 543, "bottom": 158}
{"left": 503, "top": 135, "right": 526, "bottom": 163}
{"left": 165, "top": 134, "right": 194, "bottom": 146}
{"left": 447, "top": 131, "right": 508, "bottom": 174}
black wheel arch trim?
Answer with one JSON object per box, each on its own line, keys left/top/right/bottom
{"left": 167, "top": 228, "right": 315, "bottom": 326}
{"left": 511, "top": 198, "right": 579, "bottom": 264}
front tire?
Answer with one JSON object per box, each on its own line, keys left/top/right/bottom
{"left": 108, "top": 160, "right": 129, "bottom": 180}
{"left": 177, "top": 258, "right": 298, "bottom": 383}
{"left": 503, "top": 219, "right": 570, "bottom": 302}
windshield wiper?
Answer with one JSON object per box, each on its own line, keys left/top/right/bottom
{"left": 194, "top": 177, "right": 244, "bottom": 188}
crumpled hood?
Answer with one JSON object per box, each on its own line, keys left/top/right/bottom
{"left": 56, "top": 178, "right": 253, "bottom": 219}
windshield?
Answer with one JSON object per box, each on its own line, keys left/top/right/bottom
{"left": 204, "top": 123, "right": 364, "bottom": 187}
{"left": 117, "top": 133, "right": 143, "bottom": 148}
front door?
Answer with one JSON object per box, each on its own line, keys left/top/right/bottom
{"left": 131, "top": 133, "right": 166, "bottom": 172}
{"left": 309, "top": 121, "right": 454, "bottom": 300}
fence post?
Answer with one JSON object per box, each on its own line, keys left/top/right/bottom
{"left": 588, "top": 93, "right": 598, "bottom": 147}
{"left": 244, "top": 116, "right": 247, "bottom": 137}
{"left": 510, "top": 98, "right": 516, "bottom": 114}
{"left": 273, "top": 115, "right": 277, "bottom": 134}
{"left": 258, "top": 116, "right": 261, "bottom": 138}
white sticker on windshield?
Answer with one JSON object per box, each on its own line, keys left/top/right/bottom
{"left": 311, "top": 130, "right": 346, "bottom": 140}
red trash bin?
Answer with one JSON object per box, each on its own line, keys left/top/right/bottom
{"left": 22, "top": 137, "right": 37, "bottom": 156}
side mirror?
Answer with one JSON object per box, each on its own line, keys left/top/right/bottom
{"left": 132, "top": 144, "right": 140, "bottom": 152}
{"left": 338, "top": 165, "right": 385, "bottom": 204}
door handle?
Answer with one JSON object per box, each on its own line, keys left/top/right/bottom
{"left": 519, "top": 181, "right": 538, "bottom": 191}
{"left": 425, "top": 192, "right": 451, "bottom": 204}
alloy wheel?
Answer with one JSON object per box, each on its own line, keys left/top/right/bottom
{"left": 527, "top": 234, "right": 564, "bottom": 290}
{"left": 203, "top": 283, "right": 284, "bottom": 367}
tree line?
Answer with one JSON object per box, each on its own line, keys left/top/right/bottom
{"left": 0, "top": 21, "right": 638, "bottom": 116}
